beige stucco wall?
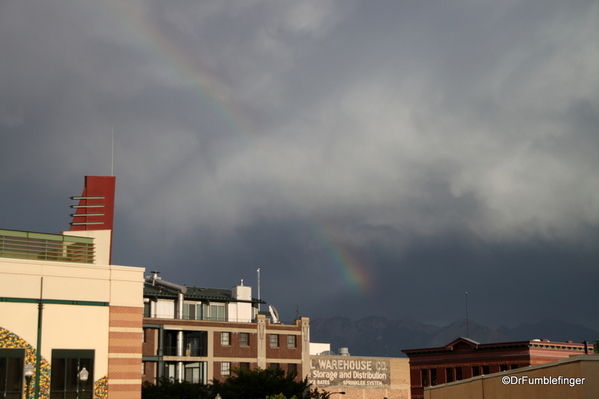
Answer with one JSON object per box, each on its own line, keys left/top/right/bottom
{"left": 0, "top": 254, "right": 144, "bottom": 382}
{"left": 63, "top": 229, "right": 112, "bottom": 265}
{"left": 424, "top": 355, "right": 599, "bottom": 399}
{"left": 109, "top": 265, "right": 146, "bottom": 307}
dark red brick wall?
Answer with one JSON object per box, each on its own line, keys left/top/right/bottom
{"left": 213, "top": 331, "right": 259, "bottom": 357}
{"left": 265, "top": 333, "right": 302, "bottom": 359}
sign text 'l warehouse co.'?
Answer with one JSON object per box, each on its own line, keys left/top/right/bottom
{"left": 310, "top": 356, "right": 390, "bottom": 387}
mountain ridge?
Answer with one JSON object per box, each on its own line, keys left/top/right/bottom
{"left": 310, "top": 316, "right": 599, "bottom": 358}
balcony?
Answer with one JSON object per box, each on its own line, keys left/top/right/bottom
{"left": 0, "top": 229, "right": 95, "bottom": 264}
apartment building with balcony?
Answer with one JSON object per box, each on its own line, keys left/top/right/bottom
{"left": 141, "top": 273, "right": 311, "bottom": 385}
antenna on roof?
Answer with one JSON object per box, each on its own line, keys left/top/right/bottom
{"left": 257, "top": 268, "right": 261, "bottom": 311}
{"left": 111, "top": 127, "right": 115, "bottom": 176}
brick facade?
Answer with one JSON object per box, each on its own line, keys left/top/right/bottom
{"left": 142, "top": 315, "right": 310, "bottom": 385}
{"left": 108, "top": 306, "right": 143, "bottom": 399}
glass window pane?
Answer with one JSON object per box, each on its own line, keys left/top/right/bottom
{"left": 51, "top": 358, "right": 66, "bottom": 391}
{"left": 0, "top": 358, "right": 5, "bottom": 392}
{"left": 50, "top": 352, "right": 94, "bottom": 399}
{"left": 66, "top": 359, "right": 79, "bottom": 390}
{"left": 5, "top": 358, "right": 23, "bottom": 392}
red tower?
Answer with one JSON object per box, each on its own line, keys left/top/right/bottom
{"left": 69, "top": 176, "right": 116, "bottom": 263}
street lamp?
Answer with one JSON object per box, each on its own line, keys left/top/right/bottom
{"left": 24, "top": 363, "right": 34, "bottom": 399}
{"left": 78, "top": 367, "right": 89, "bottom": 399}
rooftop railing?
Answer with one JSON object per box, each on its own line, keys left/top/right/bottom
{"left": 0, "top": 229, "right": 95, "bottom": 264}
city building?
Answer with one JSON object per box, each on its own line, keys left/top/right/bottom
{"left": 308, "top": 351, "right": 411, "bottom": 399}
{"left": 0, "top": 176, "right": 145, "bottom": 399}
{"left": 141, "top": 273, "right": 311, "bottom": 385}
{"left": 424, "top": 354, "right": 599, "bottom": 399}
{"left": 402, "top": 336, "right": 594, "bottom": 399}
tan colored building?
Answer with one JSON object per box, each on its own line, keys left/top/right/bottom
{"left": 0, "top": 176, "right": 145, "bottom": 399}
{"left": 424, "top": 355, "right": 599, "bottom": 399}
{"left": 309, "top": 354, "right": 411, "bottom": 399}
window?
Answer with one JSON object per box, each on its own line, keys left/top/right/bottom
{"left": 165, "top": 362, "right": 176, "bottom": 380}
{"left": 221, "top": 332, "right": 231, "bottom": 346}
{"left": 166, "top": 331, "right": 207, "bottom": 357}
{"left": 456, "top": 367, "right": 462, "bottom": 380}
{"left": 472, "top": 366, "right": 480, "bottom": 377}
{"left": 185, "top": 362, "right": 206, "bottom": 384}
{"left": 500, "top": 364, "right": 508, "bottom": 372}
{"left": 269, "top": 334, "right": 279, "bottom": 348}
{"left": 288, "top": 363, "right": 298, "bottom": 375}
{"left": 186, "top": 331, "right": 208, "bottom": 357}
{"left": 511, "top": 364, "right": 519, "bottom": 370}
{"left": 239, "top": 362, "right": 250, "bottom": 371}
{"left": 446, "top": 368, "right": 453, "bottom": 383}
{"left": 184, "top": 302, "right": 207, "bottom": 320}
{"left": 221, "top": 362, "right": 231, "bottom": 376}
{"left": 269, "top": 363, "right": 280, "bottom": 370}
{"left": 164, "top": 331, "right": 178, "bottom": 356}
{"left": 482, "top": 366, "right": 490, "bottom": 375}
{"left": 239, "top": 333, "right": 250, "bottom": 346}
{"left": 287, "top": 335, "right": 297, "bottom": 348}
{"left": 50, "top": 350, "right": 94, "bottom": 399}
{"left": 421, "top": 369, "right": 429, "bottom": 386}
{"left": 430, "top": 369, "right": 437, "bottom": 386}
{"left": 210, "top": 304, "right": 226, "bottom": 321}
{"left": 0, "top": 349, "right": 24, "bottom": 399}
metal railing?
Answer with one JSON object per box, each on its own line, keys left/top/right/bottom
{"left": 0, "top": 229, "right": 95, "bottom": 264}
{"left": 149, "top": 312, "right": 255, "bottom": 323}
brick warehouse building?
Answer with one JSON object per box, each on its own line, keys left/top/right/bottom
{"left": 402, "top": 336, "right": 594, "bottom": 399}
{"left": 141, "top": 273, "right": 311, "bottom": 385}
{"left": 308, "top": 353, "right": 411, "bottom": 399}
{"left": 0, "top": 176, "right": 145, "bottom": 399}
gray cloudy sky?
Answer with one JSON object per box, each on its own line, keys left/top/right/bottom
{"left": 1, "top": 0, "right": 598, "bottom": 331}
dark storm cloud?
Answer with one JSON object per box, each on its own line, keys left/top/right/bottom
{"left": 1, "top": 0, "right": 598, "bottom": 330}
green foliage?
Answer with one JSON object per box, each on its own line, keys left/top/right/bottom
{"left": 141, "top": 367, "right": 320, "bottom": 399}
{"left": 210, "top": 367, "right": 310, "bottom": 399}
{"left": 306, "top": 387, "right": 340, "bottom": 399}
{"left": 142, "top": 376, "right": 210, "bottom": 399}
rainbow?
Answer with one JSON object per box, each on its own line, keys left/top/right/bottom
{"left": 315, "top": 223, "right": 375, "bottom": 295}
{"left": 97, "top": 2, "right": 374, "bottom": 295}
{"left": 96, "top": 0, "right": 252, "bottom": 137}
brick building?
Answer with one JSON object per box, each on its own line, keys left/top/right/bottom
{"left": 308, "top": 354, "right": 411, "bottom": 399}
{"left": 403, "top": 336, "right": 594, "bottom": 399}
{"left": 142, "top": 274, "right": 311, "bottom": 385}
